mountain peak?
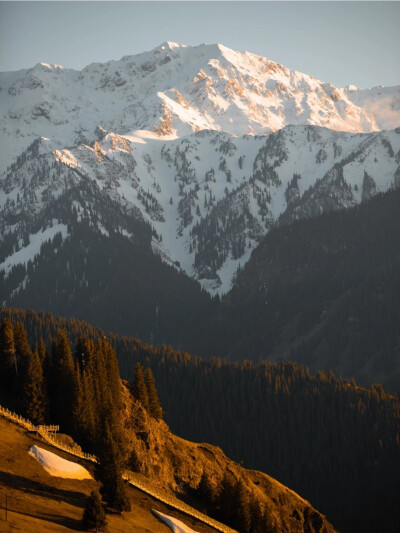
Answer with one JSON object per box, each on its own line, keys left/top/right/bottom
{"left": 1, "top": 41, "right": 399, "bottom": 175}
{"left": 33, "top": 62, "right": 64, "bottom": 72}
{"left": 154, "top": 41, "right": 188, "bottom": 52}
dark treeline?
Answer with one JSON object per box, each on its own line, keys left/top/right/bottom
{"left": 1, "top": 307, "right": 399, "bottom": 532}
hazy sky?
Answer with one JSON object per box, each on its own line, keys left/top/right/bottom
{"left": 0, "top": 1, "right": 399, "bottom": 89}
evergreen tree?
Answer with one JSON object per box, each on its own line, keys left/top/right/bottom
{"left": 81, "top": 368, "right": 99, "bottom": 447}
{"left": 235, "top": 479, "right": 251, "bottom": 533}
{"left": 42, "top": 343, "right": 55, "bottom": 418}
{"left": 22, "top": 348, "right": 47, "bottom": 424}
{"left": 129, "top": 443, "right": 142, "bottom": 474}
{"left": 132, "top": 362, "right": 149, "bottom": 410}
{"left": 144, "top": 367, "right": 163, "bottom": 420}
{"left": 218, "top": 472, "right": 236, "bottom": 525}
{"left": 82, "top": 490, "right": 107, "bottom": 532}
{"left": 101, "top": 340, "right": 122, "bottom": 410}
{"left": 52, "top": 330, "right": 76, "bottom": 433}
{"left": 96, "top": 423, "right": 131, "bottom": 512}
{"left": 249, "top": 495, "right": 264, "bottom": 533}
{"left": 198, "top": 470, "right": 218, "bottom": 509}
{"left": 37, "top": 337, "right": 47, "bottom": 365}
{"left": 0, "top": 317, "right": 16, "bottom": 389}
{"left": 13, "top": 321, "right": 32, "bottom": 380}
{"left": 263, "top": 507, "right": 277, "bottom": 533}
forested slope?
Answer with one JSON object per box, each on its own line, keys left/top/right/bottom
{"left": 0, "top": 312, "right": 336, "bottom": 533}
{"left": 1, "top": 307, "right": 399, "bottom": 532}
{"left": 198, "top": 187, "right": 400, "bottom": 389}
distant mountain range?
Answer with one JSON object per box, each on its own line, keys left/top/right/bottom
{"left": 1, "top": 42, "right": 400, "bottom": 294}
{"left": 1, "top": 42, "right": 399, "bottom": 386}
{"left": 2, "top": 41, "right": 400, "bottom": 172}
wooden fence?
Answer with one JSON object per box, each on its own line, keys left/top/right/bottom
{"left": 0, "top": 404, "right": 97, "bottom": 462}
{"left": 123, "top": 471, "right": 237, "bottom": 533}
{"left": 0, "top": 404, "right": 236, "bottom": 532}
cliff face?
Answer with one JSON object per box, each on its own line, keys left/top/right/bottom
{"left": 120, "top": 381, "right": 336, "bottom": 533}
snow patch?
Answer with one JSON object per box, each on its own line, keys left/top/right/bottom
{"left": 28, "top": 445, "right": 92, "bottom": 480}
{"left": 152, "top": 510, "right": 199, "bottom": 533}
{"left": 0, "top": 223, "right": 69, "bottom": 276}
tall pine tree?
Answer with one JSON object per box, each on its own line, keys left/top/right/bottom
{"left": 96, "top": 422, "right": 131, "bottom": 513}
{"left": 52, "top": 330, "right": 77, "bottom": 433}
{"left": 218, "top": 472, "right": 236, "bottom": 525}
{"left": 144, "top": 367, "right": 163, "bottom": 420}
{"left": 235, "top": 479, "right": 251, "bottom": 533}
{"left": 13, "top": 322, "right": 32, "bottom": 383}
{"left": 21, "top": 348, "right": 47, "bottom": 425}
{"left": 0, "top": 317, "right": 16, "bottom": 390}
{"left": 132, "top": 362, "right": 149, "bottom": 410}
{"left": 82, "top": 490, "right": 107, "bottom": 531}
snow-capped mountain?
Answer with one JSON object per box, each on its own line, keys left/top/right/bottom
{"left": 2, "top": 41, "right": 400, "bottom": 174}
{"left": 1, "top": 124, "right": 400, "bottom": 294}
{"left": 344, "top": 85, "right": 400, "bottom": 131}
{"left": 1, "top": 42, "right": 399, "bottom": 296}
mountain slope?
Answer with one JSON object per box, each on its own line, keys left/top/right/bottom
{"left": 200, "top": 187, "right": 400, "bottom": 389}
{"left": 1, "top": 307, "right": 399, "bottom": 533}
{"left": 120, "top": 382, "right": 336, "bottom": 533}
{"left": 1, "top": 125, "right": 399, "bottom": 296}
{"left": 0, "top": 415, "right": 230, "bottom": 533}
{"left": 344, "top": 84, "right": 400, "bottom": 131}
{"left": 1, "top": 42, "right": 399, "bottom": 296}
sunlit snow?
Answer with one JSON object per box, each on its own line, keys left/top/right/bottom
{"left": 28, "top": 445, "right": 92, "bottom": 480}
{"left": 152, "top": 510, "right": 199, "bottom": 533}
{"left": 1, "top": 41, "right": 398, "bottom": 174}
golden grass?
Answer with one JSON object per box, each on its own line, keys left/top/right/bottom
{"left": 0, "top": 416, "right": 219, "bottom": 532}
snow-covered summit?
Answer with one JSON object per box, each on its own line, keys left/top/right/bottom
{"left": 1, "top": 42, "right": 399, "bottom": 295}
{"left": 344, "top": 84, "right": 400, "bottom": 131}
{"left": 1, "top": 41, "right": 399, "bottom": 174}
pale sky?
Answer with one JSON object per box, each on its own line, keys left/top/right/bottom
{"left": 0, "top": 1, "right": 399, "bottom": 89}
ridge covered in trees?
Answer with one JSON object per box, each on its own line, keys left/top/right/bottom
{"left": 0, "top": 317, "right": 134, "bottom": 512}
{"left": 1, "top": 307, "right": 399, "bottom": 532}
{"left": 0, "top": 310, "right": 337, "bottom": 533}
{"left": 194, "top": 186, "right": 400, "bottom": 389}
{"left": 0, "top": 212, "right": 214, "bottom": 349}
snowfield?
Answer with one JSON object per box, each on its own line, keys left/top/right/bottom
{"left": 28, "top": 445, "right": 92, "bottom": 480}
{"left": 152, "top": 509, "right": 199, "bottom": 533}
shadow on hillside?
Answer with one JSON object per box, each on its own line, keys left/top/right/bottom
{"left": 8, "top": 505, "right": 82, "bottom": 530}
{"left": 0, "top": 468, "right": 87, "bottom": 507}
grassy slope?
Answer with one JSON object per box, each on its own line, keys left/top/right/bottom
{"left": 120, "top": 383, "right": 336, "bottom": 533}
{"left": 0, "top": 416, "right": 221, "bottom": 533}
